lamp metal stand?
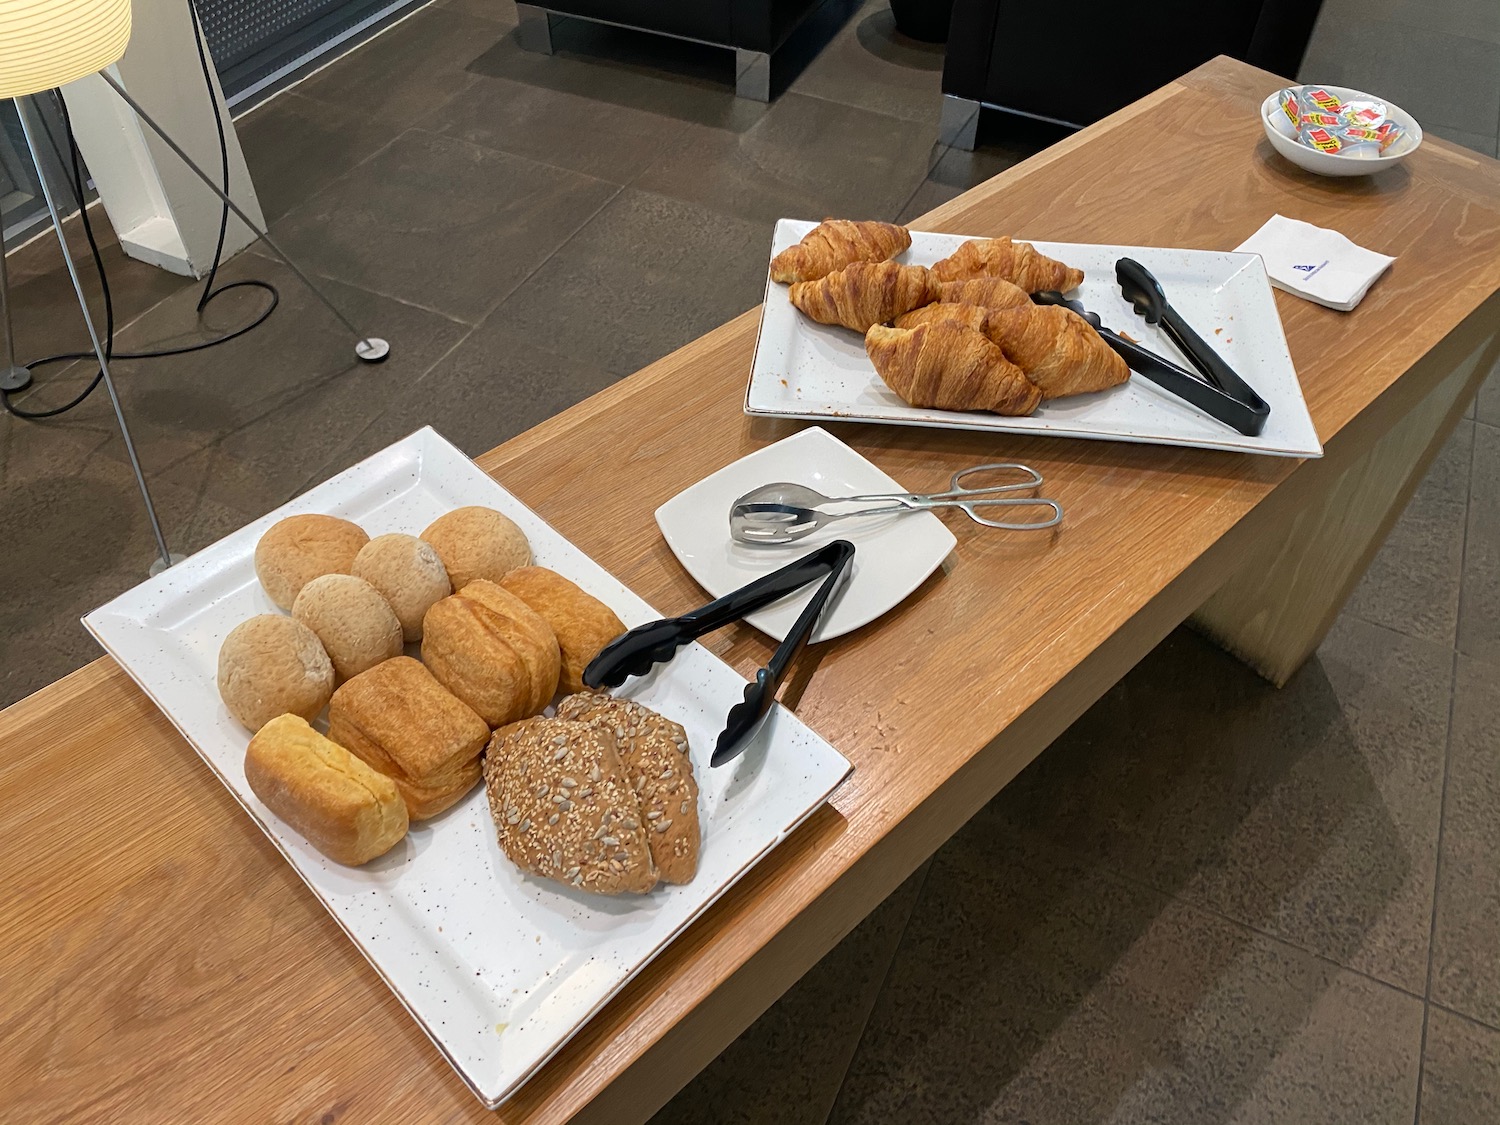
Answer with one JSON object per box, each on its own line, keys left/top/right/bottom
{"left": 97, "top": 71, "right": 389, "bottom": 364}
{"left": 15, "top": 95, "right": 182, "bottom": 575}
{"left": 0, "top": 228, "right": 33, "bottom": 392}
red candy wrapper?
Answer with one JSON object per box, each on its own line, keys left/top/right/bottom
{"left": 1277, "top": 86, "right": 1405, "bottom": 159}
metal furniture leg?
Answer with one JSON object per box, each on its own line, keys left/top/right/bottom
{"left": 735, "top": 48, "right": 771, "bottom": 102}
{"left": 515, "top": 4, "right": 555, "bottom": 52}
{"left": 15, "top": 96, "right": 182, "bottom": 576}
{"left": 96, "top": 72, "right": 390, "bottom": 365}
{"left": 0, "top": 227, "right": 32, "bottom": 393}
{"left": 939, "top": 94, "right": 981, "bottom": 151}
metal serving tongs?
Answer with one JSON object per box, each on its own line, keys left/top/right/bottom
{"left": 731, "top": 463, "right": 1062, "bottom": 545}
{"left": 582, "top": 540, "right": 856, "bottom": 766}
{"left": 1033, "top": 262, "right": 1271, "bottom": 437}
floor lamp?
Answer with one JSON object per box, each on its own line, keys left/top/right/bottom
{"left": 0, "top": 0, "right": 389, "bottom": 576}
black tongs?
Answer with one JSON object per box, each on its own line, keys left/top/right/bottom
{"left": 582, "top": 540, "right": 856, "bottom": 766}
{"left": 1032, "top": 257, "right": 1271, "bottom": 437}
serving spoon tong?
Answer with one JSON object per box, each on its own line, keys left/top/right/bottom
{"left": 730, "top": 463, "right": 1063, "bottom": 545}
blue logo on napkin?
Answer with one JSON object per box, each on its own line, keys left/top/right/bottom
{"left": 1292, "top": 260, "right": 1328, "bottom": 279}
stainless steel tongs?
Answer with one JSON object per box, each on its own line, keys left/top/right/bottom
{"left": 730, "top": 463, "right": 1063, "bottom": 545}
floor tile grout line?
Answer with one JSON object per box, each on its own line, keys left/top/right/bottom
{"left": 818, "top": 859, "right": 936, "bottom": 1125}
{"left": 1427, "top": 998, "right": 1500, "bottom": 1036}
{"left": 1091, "top": 859, "right": 1437, "bottom": 1005}
{"left": 311, "top": 180, "right": 629, "bottom": 469}
{"left": 1411, "top": 645, "right": 1462, "bottom": 1125}
{"left": 891, "top": 142, "right": 953, "bottom": 223}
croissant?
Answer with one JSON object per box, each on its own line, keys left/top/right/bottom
{"left": 893, "top": 302, "right": 991, "bottom": 333}
{"left": 937, "top": 277, "right": 1032, "bottom": 311}
{"left": 865, "top": 322, "right": 1041, "bottom": 416}
{"left": 770, "top": 220, "right": 912, "bottom": 284}
{"left": 984, "top": 304, "right": 1129, "bottom": 399}
{"left": 930, "top": 237, "right": 1085, "bottom": 292}
{"left": 789, "top": 262, "right": 940, "bottom": 333}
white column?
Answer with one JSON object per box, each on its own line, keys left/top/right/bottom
{"left": 59, "top": 0, "right": 264, "bottom": 278}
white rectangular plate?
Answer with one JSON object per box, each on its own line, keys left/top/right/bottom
{"left": 84, "top": 427, "right": 852, "bottom": 1108}
{"left": 747, "top": 220, "right": 1323, "bottom": 459}
{"left": 655, "top": 427, "right": 956, "bottom": 642}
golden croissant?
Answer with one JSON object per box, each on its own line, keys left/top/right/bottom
{"left": 789, "top": 262, "right": 940, "bottom": 333}
{"left": 930, "top": 237, "right": 1085, "bottom": 292}
{"left": 893, "top": 302, "right": 991, "bottom": 333}
{"left": 865, "top": 322, "right": 1042, "bottom": 416}
{"left": 984, "top": 304, "right": 1129, "bottom": 399}
{"left": 937, "top": 277, "right": 1032, "bottom": 311}
{"left": 770, "top": 220, "right": 912, "bottom": 284}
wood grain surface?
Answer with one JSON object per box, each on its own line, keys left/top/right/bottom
{"left": 5, "top": 57, "right": 1500, "bottom": 1125}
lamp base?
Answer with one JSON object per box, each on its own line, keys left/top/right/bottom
{"left": 148, "top": 551, "right": 188, "bottom": 577}
{"left": 0, "top": 364, "right": 31, "bottom": 392}
{"left": 356, "top": 337, "right": 390, "bottom": 363}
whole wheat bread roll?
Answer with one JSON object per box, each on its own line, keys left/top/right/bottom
{"left": 244, "top": 714, "right": 408, "bottom": 865}
{"left": 500, "top": 567, "right": 625, "bottom": 696}
{"left": 484, "top": 716, "right": 657, "bottom": 894}
{"left": 255, "top": 514, "right": 369, "bottom": 610}
{"left": 421, "top": 507, "right": 530, "bottom": 590}
{"left": 555, "top": 693, "right": 700, "bottom": 884}
{"left": 351, "top": 533, "right": 451, "bottom": 642}
{"left": 421, "top": 579, "right": 560, "bottom": 726}
{"left": 217, "top": 614, "right": 335, "bottom": 732}
{"left": 292, "top": 574, "right": 403, "bottom": 682}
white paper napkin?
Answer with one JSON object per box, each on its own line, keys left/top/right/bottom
{"left": 1235, "top": 214, "right": 1395, "bottom": 311}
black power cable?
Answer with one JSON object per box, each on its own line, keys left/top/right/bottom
{"left": 1, "top": 0, "right": 280, "bottom": 420}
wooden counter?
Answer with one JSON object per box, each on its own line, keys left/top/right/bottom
{"left": 5, "top": 57, "right": 1499, "bottom": 1125}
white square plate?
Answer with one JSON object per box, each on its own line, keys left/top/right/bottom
{"left": 83, "top": 428, "right": 852, "bottom": 1108}
{"left": 747, "top": 220, "right": 1323, "bottom": 459}
{"left": 654, "top": 427, "right": 956, "bottom": 642}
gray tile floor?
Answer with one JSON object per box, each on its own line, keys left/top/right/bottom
{"left": 2, "top": 0, "right": 1498, "bottom": 1120}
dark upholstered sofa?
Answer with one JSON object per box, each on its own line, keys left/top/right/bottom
{"left": 514, "top": 0, "right": 851, "bottom": 99}
{"left": 938, "top": 0, "right": 1325, "bottom": 147}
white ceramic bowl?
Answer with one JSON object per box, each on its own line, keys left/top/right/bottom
{"left": 1260, "top": 84, "right": 1422, "bottom": 176}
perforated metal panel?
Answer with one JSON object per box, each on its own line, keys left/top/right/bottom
{"left": 195, "top": 0, "right": 419, "bottom": 104}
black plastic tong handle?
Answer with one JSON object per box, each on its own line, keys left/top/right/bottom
{"left": 1116, "top": 258, "right": 1261, "bottom": 405}
{"left": 1031, "top": 290, "right": 1271, "bottom": 438}
{"left": 582, "top": 540, "right": 855, "bottom": 691}
{"left": 713, "top": 539, "right": 855, "bottom": 766}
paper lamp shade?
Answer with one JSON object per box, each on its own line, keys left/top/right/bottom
{"left": 0, "top": 0, "right": 132, "bottom": 99}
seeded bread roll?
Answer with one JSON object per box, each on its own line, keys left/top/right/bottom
{"left": 484, "top": 717, "right": 657, "bottom": 894}
{"left": 350, "top": 533, "right": 451, "bottom": 642}
{"left": 499, "top": 567, "right": 626, "bottom": 696}
{"left": 421, "top": 507, "right": 531, "bottom": 590}
{"left": 421, "top": 579, "right": 560, "bottom": 726}
{"left": 292, "top": 574, "right": 403, "bottom": 682}
{"left": 254, "top": 514, "right": 369, "bottom": 610}
{"left": 244, "top": 714, "right": 408, "bottom": 865}
{"left": 328, "top": 656, "right": 489, "bottom": 820}
{"left": 217, "top": 614, "right": 335, "bottom": 732}
{"left": 555, "top": 693, "right": 700, "bottom": 884}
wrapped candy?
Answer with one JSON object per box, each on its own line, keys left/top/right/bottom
{"left": 1277, "top": 86, "right": 1406, "bottom": 159}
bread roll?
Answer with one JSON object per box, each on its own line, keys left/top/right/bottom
{"left": 484, "top": 717, "right": 656, "bottom": 894}
{"left": 328, "top": 657, "right": 490, "bottom": 820}
{"left": 291, "top": 574, "right": 403, "bottom": 683}
{"left": 499, "top": 568, "right": 626, "bottom": 696}
{"left": 421, "top": 507, "right": 530, "bottom": 590}
{"left": 351, "top": 533, "right": 450, "bottom": 642}
{"left": 244, "top": 714, "right": 408, "bottom": 865}
{"left": 421, "top": 579, "right": 560, "bottom": 726}
{"left": 217, "top": 615, "right": 335, "bottom": 732}
{"left": 255, "top": 514, "right": 369, "bottom": 610}
{"left": 556, "top": 693, "right": 700, "bottom": 884}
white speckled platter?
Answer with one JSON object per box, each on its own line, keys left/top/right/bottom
{"left": 83, "top": 427, "right": 852, "bottom": 1108}
{"left": 747, "top": 219, "right": 1323, "bottom": 459}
